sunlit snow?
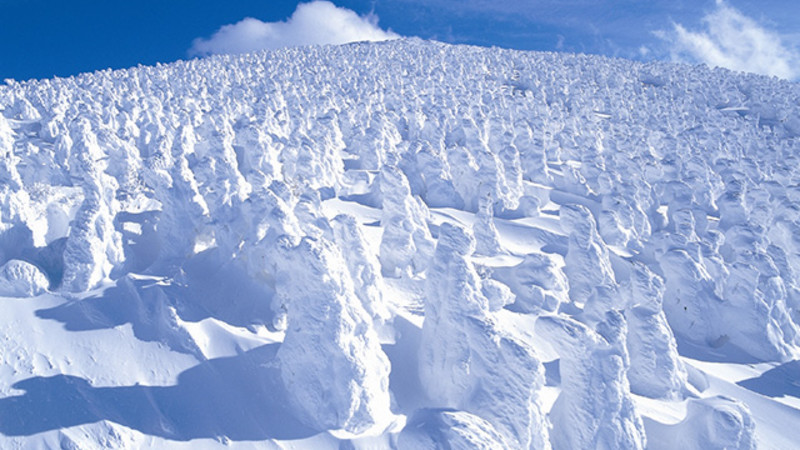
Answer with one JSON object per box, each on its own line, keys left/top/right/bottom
{"left": 1, "top": 39, "right": 799, "bottom": 448}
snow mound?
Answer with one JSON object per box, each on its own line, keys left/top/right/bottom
{"left": 0, "top": 259, "right": 48, "bottom": 297}
{"left": 648, "top": 396, "right": 755, "bottom": 450}
{"left": 493, "top": 252, "right": 567, "bottom": 314}
{"left": 398, "top": 409, "right": 511, "bottom": 449}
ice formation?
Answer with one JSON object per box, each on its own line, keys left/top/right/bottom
{"left": 378, "top": 164, "right": 434, "bottom": 277}
{"left": 274, "top": 236, "right": 394, "bottom": 434}
{"left": 1, "top": 39, "right": 800, "bottom": 448}
{"left": 419, "top": 223, "right": 549, "bottom": 449}
{"left": 622, "top": 263, "right": 688, "bottom": 398}
{"left": 537, "top": 314, "right": 646, "bottom": 449}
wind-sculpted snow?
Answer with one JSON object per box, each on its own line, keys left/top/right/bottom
{"left": 0, "top": 259, "right": 48, "bottom": 297}
{"left": 622, "top": 263, "right": 688, "bottom": 399}
{"left": 647, "top": 396, "right": 756, "bottom": 450}
{"left": 1, "top": 38, "right": 800, "bottom": 447}
{"left": 537, "top": 314, "right": 646, "bottom": 449}
{"left": 419, "top": 223, "right": 550, "bottom": 449}
{"left": 274, "top": 235, "right": 395, "bottom": 434}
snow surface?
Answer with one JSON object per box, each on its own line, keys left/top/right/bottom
{"left": 1, "top": 38, "right": 800, "bottom": 448}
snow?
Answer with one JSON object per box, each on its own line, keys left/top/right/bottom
{"left": 274, "top": 236, "right": 396, "bottom": 435}
{"left": 0, "top": 259, "right": 49, "bottom": 297}
{"left": 2, "top": 38, "right": 800, "bottom": 448}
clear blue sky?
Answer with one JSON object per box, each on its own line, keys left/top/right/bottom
{"left": 1, "top": 0, "right": 798, "bottom": 81}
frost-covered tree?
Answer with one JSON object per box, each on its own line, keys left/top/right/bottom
{"left": 378, "top": 164, "right": 434, "bottom": 277}
{"left": 419, "top": 222, "right": 550, "bottom": 449}
{"left": 274, "top": 236, "right": 395, "bottom": 434}
{"left": 331, "top": 214, "right": 392, "bottom": 333}
{"left": 60, "top": 118, "right": 123, "bottom": 292}
{"left": 473, "top": 187, "right": 502, "bottom": 256}
{"left": 537, "top": 313, "right": 646, "bottom": 450}
{"left": 560, "top": 203, "right": 617, "bottom": 317}
{"left": 623, "top": 263, "right": 687, "bottom": 398}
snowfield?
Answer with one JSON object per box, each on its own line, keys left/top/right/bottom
{"left": 1, "top": 38, "right": 800, "bottom": 449}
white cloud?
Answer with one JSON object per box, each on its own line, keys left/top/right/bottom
{"left": 664, "top": 0, "right": 799, "bottom": 80}
{"left": 189, "top": 1, "right": 400, "bottom": 56}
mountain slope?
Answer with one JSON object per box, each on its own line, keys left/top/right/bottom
{"left": 1, "top": 39, "right": 799, "bottom": 448}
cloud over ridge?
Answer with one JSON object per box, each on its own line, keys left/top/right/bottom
{"left": 189, "top": 1, "right": 399, "bottom": 57}
{"left": 664, "top": 1, "right": 799, "bottom": 80}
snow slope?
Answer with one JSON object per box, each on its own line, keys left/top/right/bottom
{"left": 1, "top": 38, "right": 800, "bottom": 448}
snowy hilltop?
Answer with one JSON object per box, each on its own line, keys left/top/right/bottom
{"left": 1, "top": 39, "right": 799, "bottom": 449}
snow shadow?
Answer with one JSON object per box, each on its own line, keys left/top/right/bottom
{"left": 0, "top": 223, "right": 66, "bottom": 288}
{"left": 0, "top": 344, "right": 318, "bottom": 441}
{"left": 36, "top": 277, "right": 201, "bottom": 357}
{"left": 382, "top": 315, "right": 427, "bottom": 414}
{"left": 676, "top": 338, "right": 762, "bottom": 364}
{"left": 737, "top": 360, "right": 800, "bottom": 399}
{"left": 114, "top": 210, "right": 160, "bottom": 275}
{"left": 163, "top": 248, "right": 276, "bottom": 329}
{"left": 36, "top": 248, "right": 277, "bottom": 354}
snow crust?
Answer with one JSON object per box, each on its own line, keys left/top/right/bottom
{"left": 1, "top": 38, "right": 800, "bottom": 448}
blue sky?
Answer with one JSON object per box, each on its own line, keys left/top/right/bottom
{"left": 1, "top": 0, "right": 798, "bottom": 81}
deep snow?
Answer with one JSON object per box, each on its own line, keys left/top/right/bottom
{"left": 1, "top": 38, "right": 800, "bottom": 448}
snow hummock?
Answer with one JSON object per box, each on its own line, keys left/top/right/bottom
{"left": 1, "top": 38, "right": 800, "bottom": 448}
{"left": 0, "top": 259, "right": 48, "bottom": 297}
